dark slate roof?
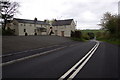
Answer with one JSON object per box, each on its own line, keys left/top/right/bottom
{"left": 52, "top": 19, "right": 73, "bottom": 26}
{"left": 13, "top": 18, "right": 50, "bottom": 25}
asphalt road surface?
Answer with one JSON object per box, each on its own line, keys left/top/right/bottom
{"left": 2, "top": 40, "right": 119, "bottom": 80}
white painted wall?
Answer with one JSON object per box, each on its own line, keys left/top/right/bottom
{"left": 52, "top": 20, "right": 76, "bottom": 37}
{"left": 10, "top": 19, "right": 76, "bottom": 37}
{"left": 18, "top": 23, "right": 36, "bottom": 36}
{"left": 12, "top": 20, "right": 49, "bottom": 36}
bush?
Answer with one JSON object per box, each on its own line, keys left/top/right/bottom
{"left": 2, "top": 27, "right": 15, "bottom": 36}
{"left": 87, "top": 32, "right": 95, "bottom": 39}
{"left": 71, "top": 30, "right": 82, "bottom": 38}
{"left": 82, "top": 34, "right": 90, "bottom": 40}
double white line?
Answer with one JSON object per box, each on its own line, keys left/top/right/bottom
{"left": 59, "top": 41, "right": 100, "bottom": 80}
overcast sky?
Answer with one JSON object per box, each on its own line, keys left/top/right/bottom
{"left": 11, "top": 0, "right": 119, "bottom": 30}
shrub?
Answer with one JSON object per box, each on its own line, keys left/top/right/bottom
{"left": 82, "top": 34, "right": 90, "bottom": 40}
{"left": 87, "top": 32, "right": 95, "bottom": 39}
{"left": 71, "top": 30, "right": 82, "bottom": 38}
{"left": 2, "top": 27, "right": 15, "bottom": 36}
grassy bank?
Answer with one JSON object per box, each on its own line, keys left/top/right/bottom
{"left": 96, "top": 31, "right": 120, "bottom": 45}
{"left": 81, "top": 30, "right": 104, "bottom": 36}
{"left": 81, "top": 30, "right": 120, "bottom": 45}
{"left": 97, "top": 38, "right": 120, "bottom": 45}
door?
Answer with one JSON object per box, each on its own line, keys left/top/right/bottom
{"left": 61, "top": 31, "right": 64, "bottom": 37}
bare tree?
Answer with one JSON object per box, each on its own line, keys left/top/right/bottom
{"left": 0, "top": 0, "right": 20, "bottom": 30}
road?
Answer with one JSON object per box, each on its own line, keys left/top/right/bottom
{"left": 2, "top": 40, "right": 119, "bottom": 80}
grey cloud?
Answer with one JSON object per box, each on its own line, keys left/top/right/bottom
{"left": 15, "top": 0, "right": 118, "bottom": 29}
{"left": 58, "top": 1, "right": 118, "bottom": 29}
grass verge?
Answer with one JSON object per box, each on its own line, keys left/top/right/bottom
{"left": 97, "top": 38, "right": 120, "bottom": 45}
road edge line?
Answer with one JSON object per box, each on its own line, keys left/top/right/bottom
{"left": 1, "top": 46, "right": 66, "bottom": 66}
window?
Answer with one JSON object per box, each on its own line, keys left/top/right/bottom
{"left": 13, "top": 29, "right": 15, "bottom": 32}
{"left": 30, "top": 24, "right": 33, "bottom": 26}
{"left": 24, "top": 29, "right": 26, "bottom": 32}
{"left": 24, "top": 23, "right": 26, "bottom": 26}
{"left": 21, "top": 24, "right": 23, "bottom": 26}
{"left": 38, "top": 27, "right": 47, "bottom": 32}
{"left": 34, "top": 29, "right": 36, "bottom": 32}
{"left": 44, "top": 25, "right": 46, "bottom": 27}
{"left": 13, "top": 23, "right": 15, "bottom": 25}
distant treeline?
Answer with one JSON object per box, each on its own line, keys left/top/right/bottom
{"left": 71, "top": 30, "right": 96, "bottom": 41}
{"left": 72, "top": 12, "right": 120, "bottom": 45}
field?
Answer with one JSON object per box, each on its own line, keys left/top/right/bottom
{"left": 81, "top": 29, "right": 120, "bottom": 45}
{"left": 81, "top": 29, "right": 105, "bottom": 36}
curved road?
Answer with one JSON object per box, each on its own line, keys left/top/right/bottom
{"left": 2, "top": 40, "right": 119, "bottom": 80}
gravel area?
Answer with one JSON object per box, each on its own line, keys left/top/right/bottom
{"left": 2, "top": 35, "right": 73, "bottom": 54}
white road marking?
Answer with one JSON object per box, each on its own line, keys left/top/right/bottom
{"left": 58, "top": 41, "right": 100, "bottom": 80}
{"left": 1, "top": 42, "right": 81, "bottom": 58}
{"left": 1, "top": 42, "right": 80, "bottom": 58}
{"left": 1, "top": 45, "right": 59, "bottom": 57}
{"left": 1, "top": 46, "right": 66, "bottom": 66}
{"left": 69, "top": 42, "right": 99, "bottom": 79}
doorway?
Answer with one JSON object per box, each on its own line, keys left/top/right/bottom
{"left": 61, "top": 31, "right": 64, "bottom": 37}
